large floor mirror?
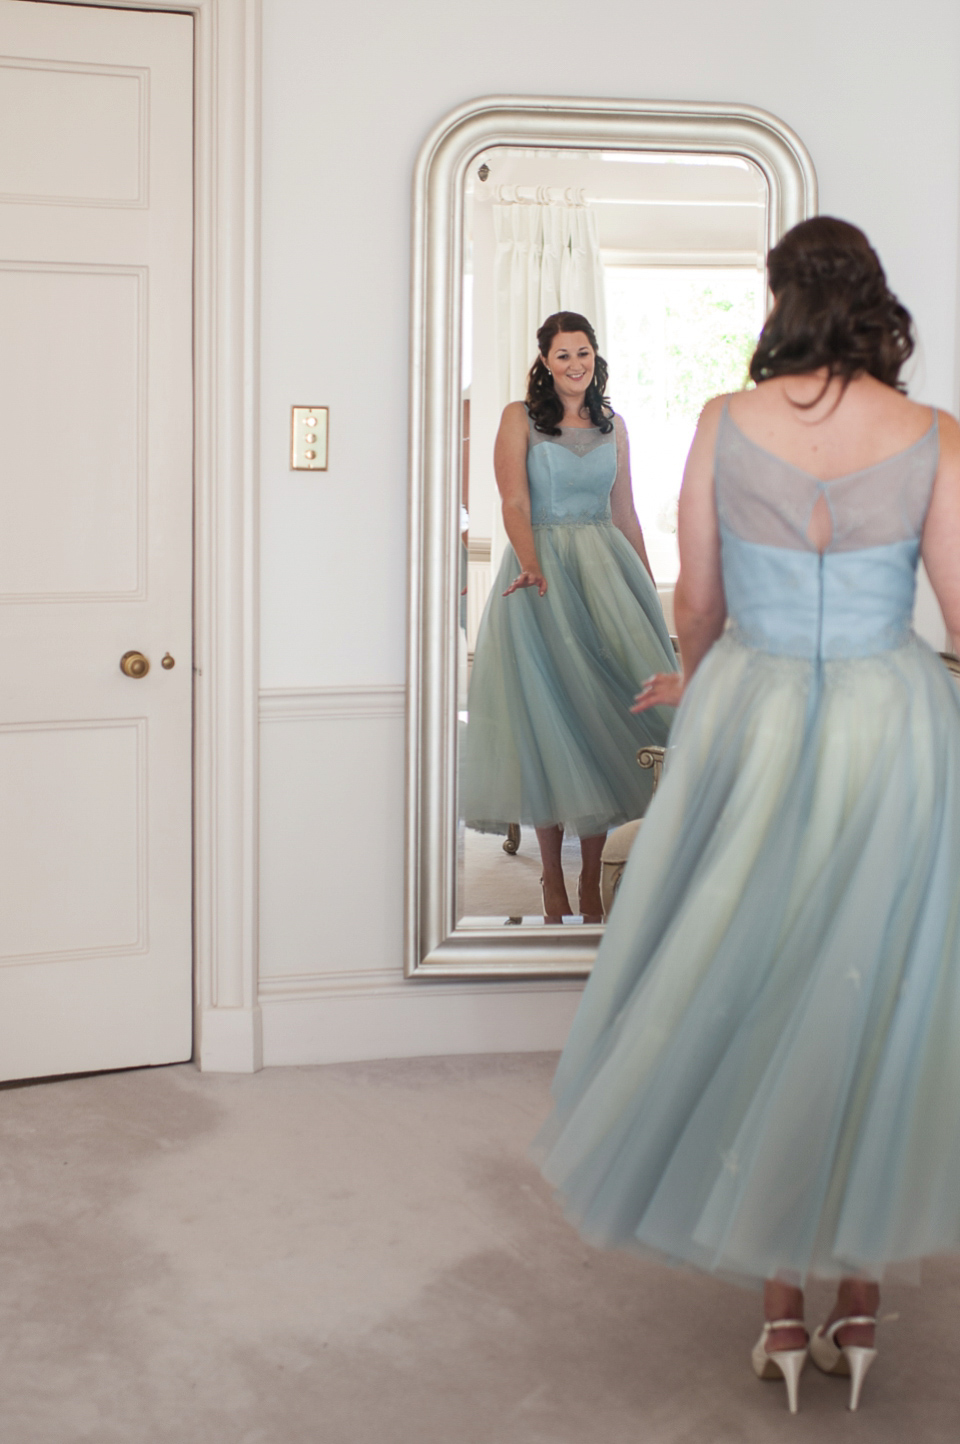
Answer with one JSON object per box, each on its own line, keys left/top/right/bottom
{"left": 406, "top": 97, "right": 817, "bottom": 978}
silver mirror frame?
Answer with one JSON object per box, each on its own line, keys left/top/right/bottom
{"left": 406, "top": 94, "right": 818, "bottom": 980}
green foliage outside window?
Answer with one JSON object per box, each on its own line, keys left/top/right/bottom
{"left": 665, "top": 286, "right": 758, "bottom": 421}
{"left": 605, "top": 266, "right": 765, "bottom": 579}
{"left": 614, "top": 275, "right": 759, "bottom": 423}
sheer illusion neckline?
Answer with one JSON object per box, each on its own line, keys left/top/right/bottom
{"left": 725, "top": 407, "right": 937, "bottom": 486}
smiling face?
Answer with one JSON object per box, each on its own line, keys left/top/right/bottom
{"left": 544, "top": 331, "right": 596, "bottom": 399}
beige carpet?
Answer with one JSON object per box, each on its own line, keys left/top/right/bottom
{"left": 1, "top": 1055, "right": 957, "bottom": 1442}
{"left": 461, "top": 826, "right": 589, "bottom": 922}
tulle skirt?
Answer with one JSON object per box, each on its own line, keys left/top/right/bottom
{"left": 535, "top": 630, "right": 960, "bottom": 1287}
{"left": 460, "top": 522, "right": 678, "bottom": 838}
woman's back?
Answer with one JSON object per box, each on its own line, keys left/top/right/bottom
{"left": 716, "top": 380, "right": 939, "bottom": 663}
{"left": 728, "top": 374, "right": 933, "bottom": 484}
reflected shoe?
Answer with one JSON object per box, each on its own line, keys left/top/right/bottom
{"left": 810, "top": 1316, "right": 877, "bottom": 1411}
{"left": 577, "top": 876, "right": 603, "bottom": 926}
{"left": 751, "top": 1319, "right": 808, "bottom": 1414}
{"left": 540, "top": 877, "right": 564, "bottom": 926}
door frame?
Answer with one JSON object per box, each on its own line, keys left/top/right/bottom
{"left": 55, "top": 0, "right": 263, "bottom": 1070}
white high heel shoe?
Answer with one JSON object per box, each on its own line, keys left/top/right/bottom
{"left": 751, "top": 1319, "right": 808, "bottom": 1414}
{"left": 810, "top": 1315, "right": 878, "bottom": 1411}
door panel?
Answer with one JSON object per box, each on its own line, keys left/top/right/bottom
{"left": 0, "top": 719, "right": 143, "bottom": 961}
{"left": 0, "top": 264, "right": 143, "bottom": 597}
{"left": 0, "top": 0, "right": 194, "bottom": 1080}
{"left": 0, "top": 57, "right": 144, "bottom": 205}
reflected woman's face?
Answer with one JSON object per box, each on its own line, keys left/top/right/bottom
{"left": 545, "top": 331, "right": 595, "bottom": 399}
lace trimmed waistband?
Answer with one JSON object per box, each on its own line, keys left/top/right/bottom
{"left": 531, "top": 517, "right": 613, "bottom": 530}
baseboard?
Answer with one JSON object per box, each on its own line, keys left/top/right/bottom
{"left": 259, "top": 981, "right": 583, "bottom": 1066}
{"left": 197, "top": 1004, "right": 264, "bottom": 1072}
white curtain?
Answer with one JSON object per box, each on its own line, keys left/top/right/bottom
{"left": 493, "top": 194, "right": 607, "bottom": 412}
{"left": 491, "top": 194, "right": 607, "bottom": 566}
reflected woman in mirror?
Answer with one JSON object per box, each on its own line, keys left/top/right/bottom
{"left": 460, "top": 311, "right": 680, "bottom": 923}
{"left": 536, "top": 219, "right": 960, "bottom": 1413}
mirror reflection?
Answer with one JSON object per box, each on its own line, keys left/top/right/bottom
{"left": 456, "top": 146, "right": 768, "bottom": 927}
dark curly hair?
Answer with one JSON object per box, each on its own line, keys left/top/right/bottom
{"left": 749, "top": 217, "right": 914, "bottom": 405}
{"left": 525, "top": 311, "right": 614, "bottom": 435}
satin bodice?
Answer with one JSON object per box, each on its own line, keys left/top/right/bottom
{"left": 526, "top": 411, "right": 617, "bottom": 527}
{"left": 716, "top": 406, "right": 939, "bottom": 660}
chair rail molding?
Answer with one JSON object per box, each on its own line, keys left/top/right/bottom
{"left": 260, "top": 684, "right": 406, "bottom": 723}
{"left": 57, "top": 0, "right": 263, "bottom": 1071}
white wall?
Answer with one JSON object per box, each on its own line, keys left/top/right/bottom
{"left": 258, "top": 0, "right": 960, "bottom": 1064}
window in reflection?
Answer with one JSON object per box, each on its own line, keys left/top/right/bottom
{"left": 605, "top": 265, "right": 766, "bottom": 583}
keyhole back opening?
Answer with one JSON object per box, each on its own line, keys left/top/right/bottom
{"left": 807, "top": 491, "right": 834, "bottom": 554}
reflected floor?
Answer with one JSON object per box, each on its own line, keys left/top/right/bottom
{"left": 459, "top": 825, "right": 595, "bottom": 927}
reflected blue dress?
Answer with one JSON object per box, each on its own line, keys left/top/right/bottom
{"left": 537, "top": 404, "right": 960, "bottom": 1286}
{"left": 460, "top": 412, "right": 678, "bottom": 837}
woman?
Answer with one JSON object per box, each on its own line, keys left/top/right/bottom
{"left": 536, "top": 220, "right": 960, "bottom": 1412}
{"left": 460, "top": 312, "right": 678, "bottom": 924}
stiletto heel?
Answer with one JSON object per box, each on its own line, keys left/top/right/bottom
{"left": 540, "top": 878, "right": 563, "bottom": 925}
{"left": 845, "top": 1347, "right": 877, "bottom": 1412}
{"left": 577, "top": 875, "right": 603, "bottom": 925}
{"left": 751, "top": 1319, "right": 808, "bottom": 1414}
{"left": 810, "top": 1315, "right": 878, "bottom": 1411}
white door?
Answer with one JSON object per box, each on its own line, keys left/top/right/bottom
{"left": 0, "top": 0, "right": 193, "bottom": 1079}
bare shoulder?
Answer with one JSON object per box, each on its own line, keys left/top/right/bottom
{"left": 501, "top": 400, "right": 528, "bottom": 428}
{"left": 679, "top": 395, "right": 731, "bottom": 497}
{"left": 929, "top": 407, "right": 952, "bottom": 444}
{"left": 935, "top": 408, "right": 960, "bottom": 451}
{"left": 497, "top": 401, "right": 530, "bottom": 446}
{"left": 888, "top": 388, "right": 941, "bottom": 435}
{"left": 690, "top": 393, "right": 731, "bottom": 450}
{"left": 922, "top": 410, "right": 960, "bottom": 521}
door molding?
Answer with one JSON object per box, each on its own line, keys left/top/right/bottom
{"left": 57, "top": 0, "right": 262, "bottom": 1069}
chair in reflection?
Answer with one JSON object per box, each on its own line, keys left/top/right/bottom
{"left": 599, "top": 744, "right": 666, "bottom": 916}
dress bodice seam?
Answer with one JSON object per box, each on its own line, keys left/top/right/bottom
{"left": 719, "top": 521, "right": 919, "bottom": 559}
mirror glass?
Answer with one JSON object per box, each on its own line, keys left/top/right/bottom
{"left": 456, "top": 145, "right": 767, "bottom": 929}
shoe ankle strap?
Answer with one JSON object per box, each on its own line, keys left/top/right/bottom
{"left": 824, "top": 1315, "right": 877, "bottom": 1341}
{"left": 763, "top": 1318, "right": 806, "bottom": 1334}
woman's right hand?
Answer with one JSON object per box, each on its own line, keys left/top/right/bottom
{"left": 503, "top": 570, "right": 548, "bottom": 597}
{"left": 631, "top": 672, "right": 684, "bottom": 712}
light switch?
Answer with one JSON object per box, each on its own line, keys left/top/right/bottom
{"left": 291, "top": 406, "right": 328, "bottom": 470}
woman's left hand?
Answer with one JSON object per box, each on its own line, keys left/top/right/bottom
{"left": 631, "top": 672, "right": 684, "bottom": 712}
{"left": 503, "top": 569, "right": 548, "bottom": 597}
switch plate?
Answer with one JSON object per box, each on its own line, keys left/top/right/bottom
{"left": 291, "top": 406, "right": 328, "bottom": 470}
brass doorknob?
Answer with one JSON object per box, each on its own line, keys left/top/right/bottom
{"left": 120, "top": 650, "right": 150, "bottom": 678}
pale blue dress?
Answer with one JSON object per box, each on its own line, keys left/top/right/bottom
{"left": 537, "top": 404, "right": 960, "bottom": 1286}
{"left": 460, "top": 412, "right": 678, "bottom": 837}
